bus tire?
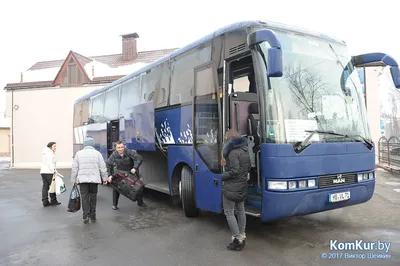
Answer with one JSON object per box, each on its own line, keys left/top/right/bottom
{"left": 180, "top": 165, "right": 198, "bottom": 217}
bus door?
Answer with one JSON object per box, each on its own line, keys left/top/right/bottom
{"left": 225, "top": 55, "right": 262, "bottom": 213}
{"left": 192, "top": 62, "right": 223, "bottom": 213}
{"left": 107, "top": 120, "right": 119, "bottom": 157}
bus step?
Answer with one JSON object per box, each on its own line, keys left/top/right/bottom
{"left": 247, "top": 194, "right": 262, "bottom": 200}
{"left": 245, "top": 205, "right": 261, "bottom": 217}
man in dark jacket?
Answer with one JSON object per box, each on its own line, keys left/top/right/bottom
{"left": 221, "top": 129, "right": 251, "bottom": 251}
{"left": 106, "top": 141, "right": 147, "bottom": 209}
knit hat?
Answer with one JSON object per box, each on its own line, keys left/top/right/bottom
{"left": 83, "top": 137, "right": 95, "bottom": 147}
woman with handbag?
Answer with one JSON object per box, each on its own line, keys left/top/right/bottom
{"left": 40, "top": 141, "right": 61, "bottom": 207}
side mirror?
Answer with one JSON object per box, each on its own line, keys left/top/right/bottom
{"left": 247, "top": 29, "right": 283, "bottom": 77}
{"left": 352, "top": 53, "right": 400, "bottom": 88}
{"left": 390, "top": 66, "right": 400, "bottom": 88}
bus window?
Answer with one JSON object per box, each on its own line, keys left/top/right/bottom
{"left": 119, "top": 77, "right": 141, "bottom": 118}
{"left": 232, "top": 76, "right": 250, "bottom": 93}
{"left": 141, "top": 68, "right": 160, "bottom": 103}
{"left": 194, "top": 64, "right": 221, "bottom": 173}
{"left": 170, "top": 45, "right": 211, "bottom": 105}
{"left": 82, "top": 100, "right": 89, "bottom": 124}
{"left": 90, "top": 93, "right": 105, "bottom": 122}
{"left": 104, "top": 86, "right": 120, "bottom": 120}
{"left": 73, "top": 102, "right": 82, "bottom": 127}
{"left": 155, "top": 62, "right": 170, "bottom": 108}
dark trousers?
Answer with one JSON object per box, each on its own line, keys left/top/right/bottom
{"left": 41, "top": 174, "right": 57, "bottom": 204}
{"left": 79, "top": 183, "right": 98, "bottom": 219}
{"left": 113, "top": 189, "right": 143, "bottom": 206}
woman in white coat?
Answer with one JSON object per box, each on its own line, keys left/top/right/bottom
{"left": 40, "top": 142, "right": 61, "bottom": 207}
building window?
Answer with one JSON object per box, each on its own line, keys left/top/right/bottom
{"left": 62, "top": 57, "right": 84, "bottom": 85}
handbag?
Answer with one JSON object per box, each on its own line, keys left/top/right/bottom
{"left": 67, "top": 184, "right": 81, "bottom": 213}
{"left": 48, "top": 174, "right": 56, "bottom": 194}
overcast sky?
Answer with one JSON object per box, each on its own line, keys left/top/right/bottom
{"left": 1, "top": 0, "right": 399, "bottom": 114}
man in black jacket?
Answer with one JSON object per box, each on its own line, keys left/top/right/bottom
{"left": 106, "top": 141, "right": 147, "bottom": 209}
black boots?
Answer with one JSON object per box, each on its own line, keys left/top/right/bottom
{"left": 137, "top": 196, "right": 147, "bottom": 207}
{"left": 227, "top": 238, "right": 245, "bottom": 251}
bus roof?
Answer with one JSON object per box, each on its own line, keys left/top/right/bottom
{"left": 75, "top": 20, "right": 345, "bottom": 104}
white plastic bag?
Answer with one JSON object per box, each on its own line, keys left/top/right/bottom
{"left": 55, "top": 173, "right": 67, "bottom": 195}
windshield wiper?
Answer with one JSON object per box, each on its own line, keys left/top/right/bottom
{"left": 294, "top": 130, "right": 373, "bottom": 153}
{"left": 294, "top": 130, "right": 342, "bottom": 153}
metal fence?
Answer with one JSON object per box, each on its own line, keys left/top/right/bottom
{"left": 378, "top": 136, "right": 400, "bottom": 171}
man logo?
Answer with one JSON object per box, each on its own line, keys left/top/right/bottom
{"left": 333, "top": 174, "right": 345, "bottom": 184}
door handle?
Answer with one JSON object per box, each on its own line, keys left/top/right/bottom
{"left": 213, "top": 179, "right": 219, "bottom": 186}
{"left": 195, "top": 164, "right": 199, "bottom": 172}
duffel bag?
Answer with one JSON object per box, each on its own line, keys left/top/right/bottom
{"left": 110, "top": 173, "right": 144, "bottom": 202}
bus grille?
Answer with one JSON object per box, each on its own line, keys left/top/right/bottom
{"left": 318, "top": 172, "right": 357, "bottom": 188}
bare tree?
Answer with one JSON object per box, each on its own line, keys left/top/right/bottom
{"left": 284, "top": 64, "right": 328, "bottom": 117}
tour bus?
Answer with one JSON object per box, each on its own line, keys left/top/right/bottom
{"left": 72, "top": 20, "right": 400, "bottom": 222}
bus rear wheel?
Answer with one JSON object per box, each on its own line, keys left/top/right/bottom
{"left": 180, "top": 165, "right": 198, "bottom": 217}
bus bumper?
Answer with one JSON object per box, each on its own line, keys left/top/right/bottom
{"left": 260, "top": 180, "right": 375, "bottom": 222}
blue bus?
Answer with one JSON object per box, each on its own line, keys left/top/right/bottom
{"left": 73, "top": 20, "right": 400, "bottom": 222}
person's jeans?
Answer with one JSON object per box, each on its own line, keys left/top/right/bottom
{"left": 223, "top": 195, "right": 246, "bottom": 240}
{"left": 79, "top": 183, "right": 98, "bottom": 219}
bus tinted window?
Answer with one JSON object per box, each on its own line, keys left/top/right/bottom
{"left": 82, "top": 100, "right": 89, "bottom": 124}
{"left": 90, "top": 93, "right": 104, "bottom": 122}
{"left": 104, "top": 86, "right": 120, "bottom": 120}
{"left": 141, "top": 68, "right": 160, "bottom": 103}
{"left": 154, "top": 62, "right": 170, "bottom": 108}
{"left": 119, "top": 77, "right": 141, "bottom": 119}
{"left": 170, "top": 45, "right": 212, "bottom": 105}
{"left": 73, "top": 102, "right": 82, "bottom": 127}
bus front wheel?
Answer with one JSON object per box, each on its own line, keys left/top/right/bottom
{"left": 180, "top": 165, "right": 199, "bottom": 217}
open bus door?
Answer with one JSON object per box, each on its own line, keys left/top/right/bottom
{"left": 120, "top": 101, "right": 156, "bottom": 151}
{"left": 107, "top": 120, "right": 119, "bottom": 157}
{"left": 192, "top": 62, "right": 223, "bottom": 214}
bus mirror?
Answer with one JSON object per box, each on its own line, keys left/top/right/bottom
{"left": 247, "top": 29, "right": 283, "bottom": 78}
{"left": 267, "top": 48, "right": 283, "bottom": 77}
{"left": 390, "top": 66, "right": 400, "bottom": 88}
{"left": 351, "top": 52, "right": 400, "bottom": 88}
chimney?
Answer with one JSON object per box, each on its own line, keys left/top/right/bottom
{"left": 121, "top": 32, "right": 139, "bottom": 61}
{"left": 92, "top": 65, "right": 95, "bottom": 77}
{"left": 20, "top": 72, "right": 23, "bottom": 83}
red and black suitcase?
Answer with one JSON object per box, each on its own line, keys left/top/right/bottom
{"left": 109, "top": 173, "right": 144, "bottom": 202}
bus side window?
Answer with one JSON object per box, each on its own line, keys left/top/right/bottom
{"left": 141, "top": 69, "right": 160, "bottom": 104}
{"left": 170, "top": 45, "right": 212, "bottom": 105}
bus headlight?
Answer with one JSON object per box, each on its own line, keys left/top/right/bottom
{"left": 368, "top": 172, "right": 374, "bottom": 179}
{"left": 357, "top": 171, "right": 375, "bottom": 182}
{"left": 299, "top": 180, "right": 307, "bottom": 188}
{"left": 268, "top": 181, "right": 287, "bottom": 190}
{"left": 288, "top": 181, "right": 297, "bottom": 189}
{"left": 308, "top": 179, "right": 316, "bottom": 187}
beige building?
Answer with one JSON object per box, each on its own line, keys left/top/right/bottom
{"left": 4, "top": 33, "right": 176, "bottom": 168}
{"left": 359, "top": 66, "right": 400, "bottom": 167}
{"left": 0, "top": 127, "right": 10, "bottom": 157}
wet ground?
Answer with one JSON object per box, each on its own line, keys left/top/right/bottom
{"left": 0, "top": 162, "right": 399, "bottom": 266}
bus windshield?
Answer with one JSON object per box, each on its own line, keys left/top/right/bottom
{"left": 255, "top": 29, "right": 371, "bottom": 145}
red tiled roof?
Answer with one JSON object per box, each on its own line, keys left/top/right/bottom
{"left": 28, "top": 48, "right": 177, "bottom": 71}
{"left": 27, "top": 60, "right": 64, "bottom": 71}
{"left": 87, "top": 75, "right": 126, "bottom": 84}
{"left": 6, "top": 48, "right": 178, "bottom": 90}
{"left": 4, "top": 76, "right": 126, "bottom": 89}
{"left": 4, "top": 81, "right": 54, "bottom": 89}
{"left": 73, "top": 52, "right": 93, "bottom": 66}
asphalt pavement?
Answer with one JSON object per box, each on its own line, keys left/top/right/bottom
{"left": 0, "top": 162, "right": 399, "bottom": 266}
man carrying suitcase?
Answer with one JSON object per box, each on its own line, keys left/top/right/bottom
{"left": 106, "top": 141, "right": 147, "bottom": 209}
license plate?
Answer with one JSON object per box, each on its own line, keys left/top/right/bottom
{"left": 329, "top": 191, "right": 350, "bottom": 203}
